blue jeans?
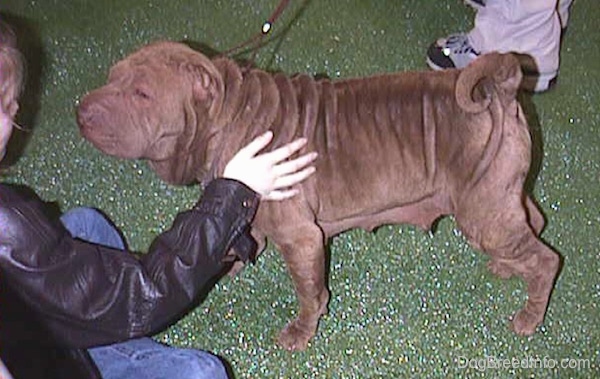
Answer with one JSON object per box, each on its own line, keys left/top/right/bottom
{"left": 60, "top": 207, "right": 228, "bottom": 379}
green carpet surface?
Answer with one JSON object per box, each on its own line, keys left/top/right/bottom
{"left": 1, "top": 1, "right": 598, "bottom": 377}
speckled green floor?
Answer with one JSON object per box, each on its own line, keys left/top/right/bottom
{"left": 2, "top": 0, "right": 599, "bottom": 377}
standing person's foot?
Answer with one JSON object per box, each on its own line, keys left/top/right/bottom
{"left": 464, "top": 0, "right": 486, "bottom": 9}
{"left": 426, "top": 33, "right": 480, "bottom": 71}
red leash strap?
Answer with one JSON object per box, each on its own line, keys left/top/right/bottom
{"left": 262, "top": 0, "right": 290, "bottom": 34}
{"left": 219, "top": 0, "right": 291, "bottom": 61}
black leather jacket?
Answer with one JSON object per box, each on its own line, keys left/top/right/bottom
{"left": 0, "top": 179, "right": 259, "bottom": 378}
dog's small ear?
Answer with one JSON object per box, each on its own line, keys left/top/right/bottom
{"left": 192, "top": 71, "right": 215, "bottom": 102}
{"left": 181, "top": 56, "right": 224, "bottom": 118}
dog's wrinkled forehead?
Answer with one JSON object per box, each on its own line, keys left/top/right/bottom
{"left": 115, "top": 42, "right": 194, "bottom": 69}
{"left": 108, "top": 54, "right": 162, "bottom": 82}
{"left": 106, "top": 42, "right": 198, "bottom": 93}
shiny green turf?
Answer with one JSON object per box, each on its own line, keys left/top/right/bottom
{"left": 1, "top": 0, "right": 598, "bottom": 377}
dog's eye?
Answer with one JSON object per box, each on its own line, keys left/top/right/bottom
{"left": 133, "top": 88, "right": 152, "bottom": 100}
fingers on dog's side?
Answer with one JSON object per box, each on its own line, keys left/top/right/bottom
{"left": 262, "top": 188, "right": 300, "bottom": 201}
{"left": 239, "top": 130, "right": 275, "bottom": 158}
{"left": 264, "top": 137, "right": 308, "bottom": 163}
{"left": 274, "top": 152, "right": 318, "bottom": 176}
{"left": 276, "top": 166, "right": 316, "bottom": 189}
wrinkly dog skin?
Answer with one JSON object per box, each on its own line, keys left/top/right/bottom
{"left": 77, "top": 41, "right": 560, "bottom": 351}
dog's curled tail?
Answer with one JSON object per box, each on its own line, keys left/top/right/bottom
{"left": 455, "top": 52, "right": 522, "bottom": 113}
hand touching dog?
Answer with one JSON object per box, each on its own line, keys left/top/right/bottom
{"left": 223, "top": 131, "right": 317, "bottom": 201}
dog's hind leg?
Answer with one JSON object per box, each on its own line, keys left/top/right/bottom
{"left": 274, "top": 222, "right": 329, "bottom": 351}
{"left": 525, "top": 194, "right": 545, "bottom": 236}
{"left": 456, "top": 193, "right": 560, "bottom": 336}
{"left": 486, "top": 194, "right": 546, "bottom": 279}
{"left": 505, "top": 233, "right": 560, "bottom": 335}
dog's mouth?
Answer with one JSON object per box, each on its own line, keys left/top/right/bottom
{"left": 80, "top": 128, "right": 131, "bottom": 159}
{"left": 77, "top": 95, "right": 151, "bottom": 159}
{"left": 80, "top": 129, "right": 126, "bottom": 157}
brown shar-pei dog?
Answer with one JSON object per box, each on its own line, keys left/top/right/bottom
{"left": 77, "top": 41, "right": 560, "bottom": 351}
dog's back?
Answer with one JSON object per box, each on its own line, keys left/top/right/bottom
{"left": 204, "top": 53, "right": 525, "bottom": 237}
{"left": 218, "top": 53, "right": 525, "bottom": 237}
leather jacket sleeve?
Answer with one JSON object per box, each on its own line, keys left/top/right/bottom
{"left": 0, "top": 179, "right": 259, "bottom": 348}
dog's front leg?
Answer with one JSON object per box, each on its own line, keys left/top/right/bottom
{"left": 275, "top": 222, "right": 329, "bottom": 351}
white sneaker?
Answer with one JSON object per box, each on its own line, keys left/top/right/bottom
{"left": 426, "top": 33, "right": 480, "bottom": 70}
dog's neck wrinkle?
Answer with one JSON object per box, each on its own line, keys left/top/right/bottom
{"left": 218, "top": 64, "right": 350, "bottom": 152}
{"left": 201, "top": 58, "right": 245, "bottom": 181}
{"left": 202, "top": 60, "right": 333, "bottom": 212}
{"left": 210, "top": 58, "right": 244, "bottom": 127}
{"left": 184, "top": 102, "right": 212, "bottom": 184}
{"left": 203, "top": 59, "right": 336, "bottom": 211}
{"left": 151, "top": 59, "right": 244, "bottom": 187}
{"left": 149, "top": 99, "right": 213, "bottom": 185}
{"left": 206, "top": 60, "right": 302, "bottom": 179}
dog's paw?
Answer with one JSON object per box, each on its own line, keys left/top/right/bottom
{"left": 510, "top": 308, "right": 541, "bottom": 336}
{"left": 487, "top": 259, "right": 514, "bottom": 279}
{"left": 277, "top": 320, "right": 313, "bottom": 351}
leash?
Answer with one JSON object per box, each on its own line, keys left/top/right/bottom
{"left": 219, "top": 0, "right": 291, "bottom": 65}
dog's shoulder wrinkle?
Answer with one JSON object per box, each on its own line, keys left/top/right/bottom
{"left": 211, "top": 58, "right": 244, "bottom": 126}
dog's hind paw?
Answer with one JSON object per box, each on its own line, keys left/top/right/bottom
{"left": 277, "top": 320, "right": 314, "bottom": 351}
{"left": 510, "top": 308, "right": 541, "bottom": 336}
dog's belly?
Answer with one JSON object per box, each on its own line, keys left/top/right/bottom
{"left": 317, "top": 192, "right": 449, "bottom": 237}
{"left": 308, "top": 134, "right": 448, "bottom": 235}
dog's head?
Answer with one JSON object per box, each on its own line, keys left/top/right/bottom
{"left": 77, "top": 41, "right": 225, "bottom": 184}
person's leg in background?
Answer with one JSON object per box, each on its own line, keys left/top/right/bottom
{"left": 60, "top": 207, "right": 125, "bottom": 249}
{"left": 558, "top": 0, "right": 572, "bottom": 28}
{"left": 427, "top": 0, "right": 574, "bottom": 92}
{"left": 60, "top": 207, "right": 229, "bottom": 379}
